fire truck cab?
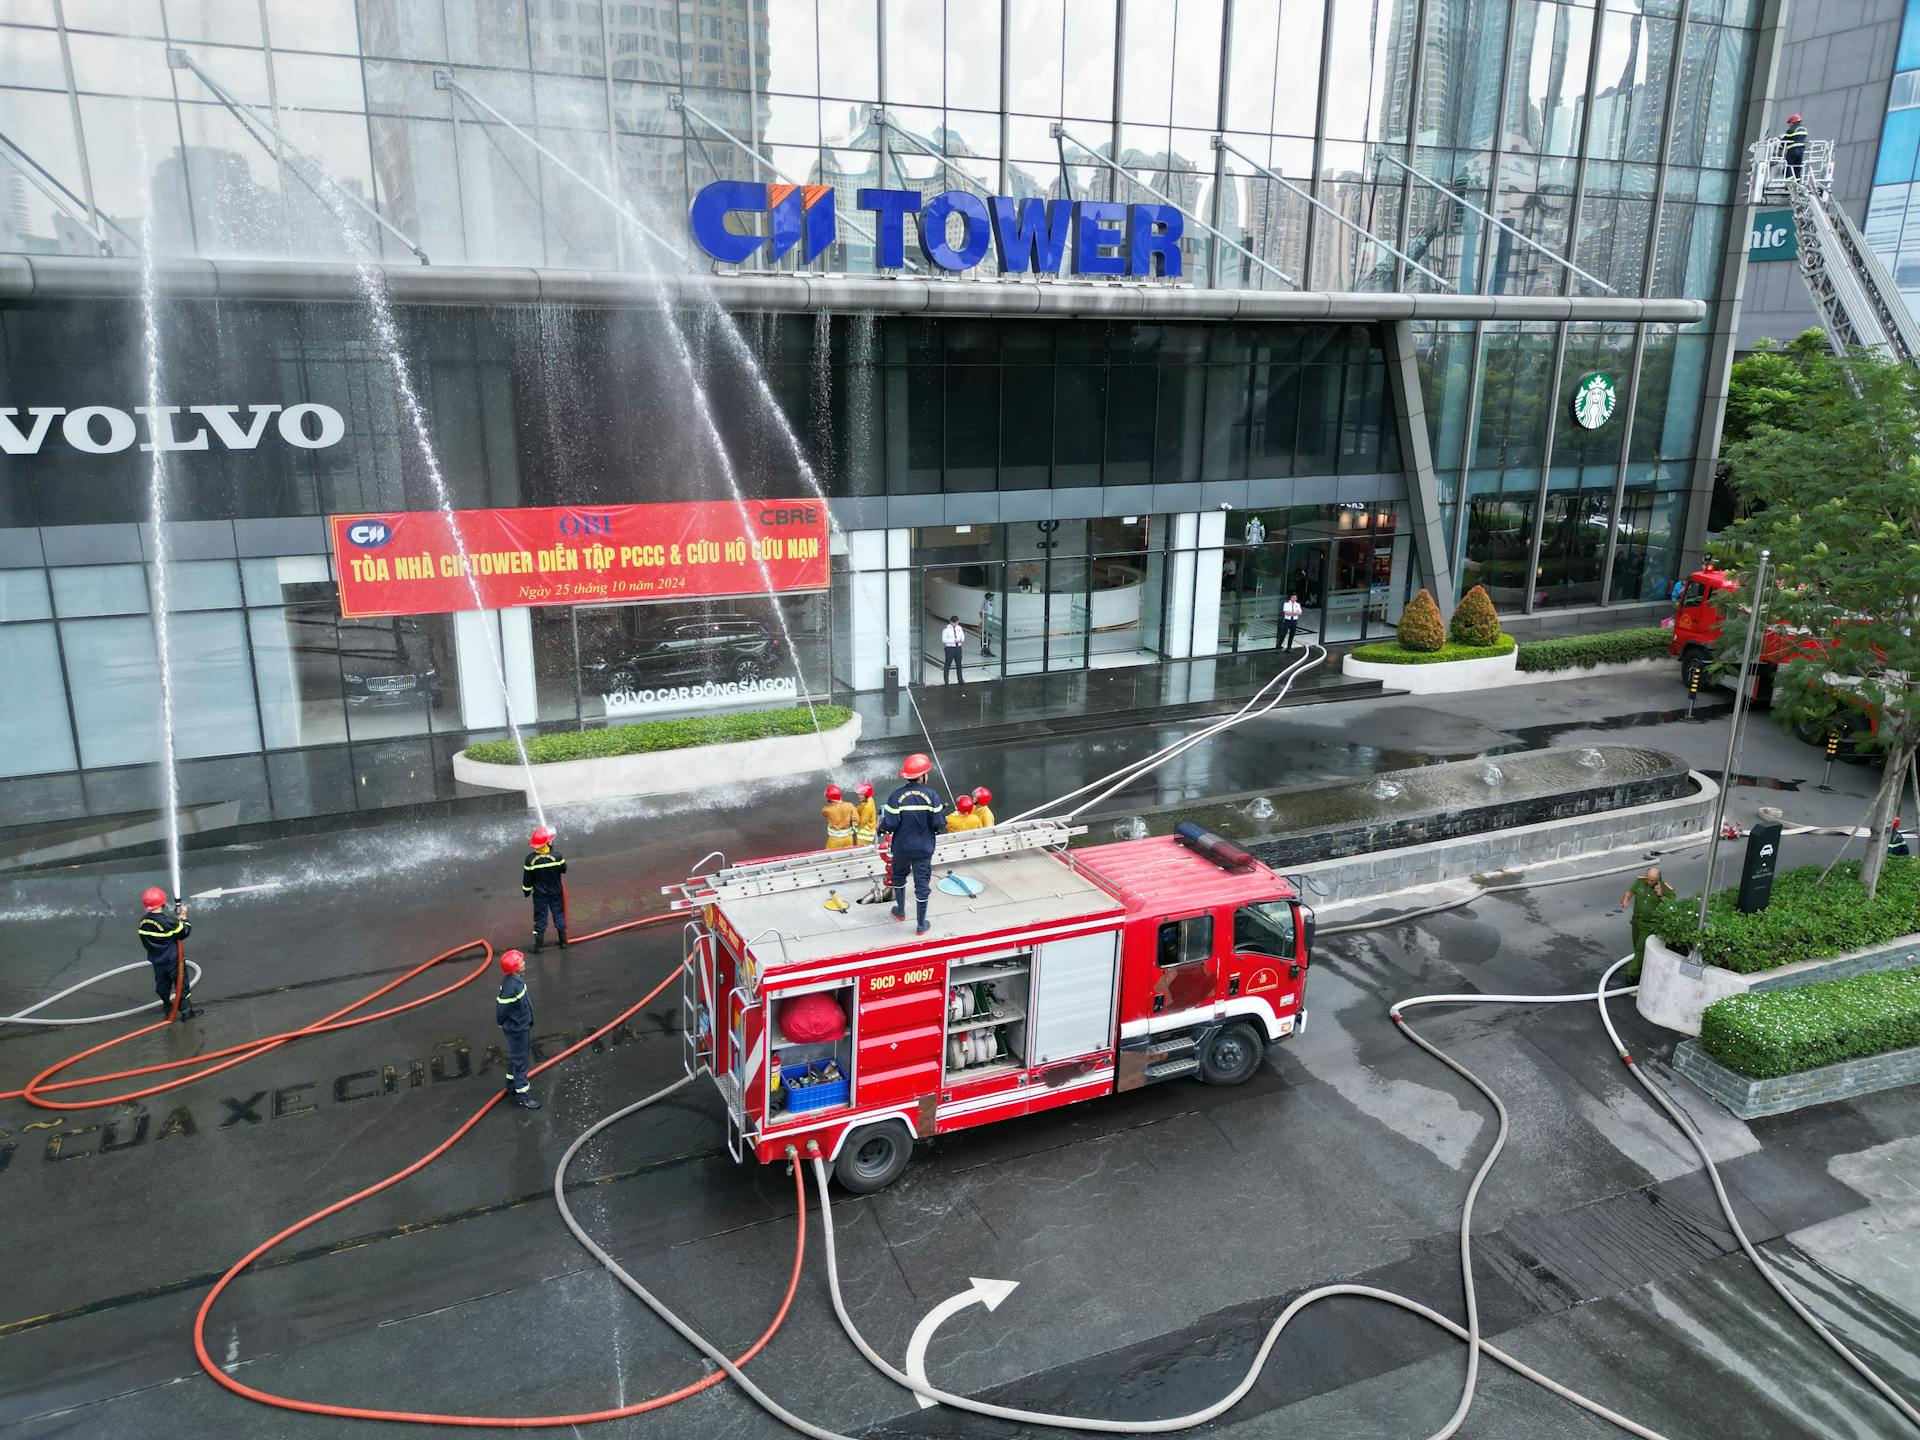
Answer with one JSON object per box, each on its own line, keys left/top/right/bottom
{"left": 671, "top": 820, "right": 1311, "bottom": 1192}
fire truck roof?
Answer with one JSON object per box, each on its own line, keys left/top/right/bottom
{"left": 1073, "top": 835, "right": 1295, "bottom": 913}
{"left": 715, "top": 845, "right": 1125, "bottom": 971}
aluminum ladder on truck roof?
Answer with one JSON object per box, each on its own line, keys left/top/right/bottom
{"left": 665, "top": 818, "right": 1086, "bottom": 909}
{"left": 1749, "top": 137, "right": 1920, "bottom": 363}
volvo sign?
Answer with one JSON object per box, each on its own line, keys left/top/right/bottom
{"left": 690, "top": 181, "right": 1184, "bottom": 278}
{"left": 0, "top": 402, "right": 347, "bottom": 455}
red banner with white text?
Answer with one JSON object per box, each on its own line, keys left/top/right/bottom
{"left": 328, "top": 501, "right": 829, "bottom": 618}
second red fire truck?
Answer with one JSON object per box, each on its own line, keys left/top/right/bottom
{"left": 671, "top": 820, "right": 1312, "bottom": 1191}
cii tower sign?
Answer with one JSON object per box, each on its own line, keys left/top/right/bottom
{"left": 689, "top": 181, "right": 1185, "bottom": 278}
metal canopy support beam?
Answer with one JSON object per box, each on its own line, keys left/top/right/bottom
{"left": 1375, "top": 152, "right": 1614, "bottom": 295}
{"left": 1213, "top": 137, "right": 1452, "bottom": 291}
{"left": 1385, "top": 318, "right": 1456, "bottom": 607}
{"left": 668, "top": 92, "right": 911, "bottom": 270}
{"left": 438, "top": 70, "right": 684, "bottom": 265}
{"left": 0, "top": 127, "right": 131, "bottom": 256}
{"left": 1052, "top": 124, "right": 1296, "bottom": 286}
{"left": 167, "top": 47, "right": 429, "bottom": 265}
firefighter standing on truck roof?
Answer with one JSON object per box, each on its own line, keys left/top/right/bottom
{"left": 946, "top": 794, "right": 983, "bottom": 832}
{"left": 971, "top": 787, "right": 995, "bottom": 827}
{"left": 853, "top": 781, "right": 878, "bottom": 847}
{"left": 137, "top": 886, "right": 199, "bottom": 1021}
{"left": 523, "top": 826, "right": 568, "bottom": 952}
{"left": 822, "top": 784, "right": 859, "bottom": 849}
{"left": 495, "top": 949, "right": 540, "bottom": 1110}
{"left": 881, "top": 753, "right": 946, "bottom": 935}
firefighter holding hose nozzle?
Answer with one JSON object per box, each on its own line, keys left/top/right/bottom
{"left": 495, "top": 949, "right": 540, "bottom": 1110}
{"left": 881, "top": 753, "right": 946, "bottom": 935}
{"left": 853, "top": 781, "right": 878, "bottom": 847}
{"left": 523, "top": 826, "right": 567, "bottom": 952}
{"left": 137, "top": 886, "right": 198, "bottom": 1022}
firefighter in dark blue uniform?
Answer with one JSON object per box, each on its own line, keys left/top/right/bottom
{"left": 880, "top": 752, "right": 946, "bottom": 935}
{"left": 137, "top": 885, "right": 199, "bottom": 1021}
{"left": 1780, "top": 113, "right": 1808, "bottom": 178}
{"left": 522, "top": 825, "right": 568, "bottom": 952}
{"left": 495, "top": 949, "right": 540, "bottom": 1109}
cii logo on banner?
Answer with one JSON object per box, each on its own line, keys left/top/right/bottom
{"left": 1748, "top": 209, "right": 1797, "bottom": 262}
{"left": 689, "top": 181, "right": 1184, "bottom": 278}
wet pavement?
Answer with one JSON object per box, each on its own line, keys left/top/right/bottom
{"left": 2, "top": 673, "right": 1917, "bottom": 1439}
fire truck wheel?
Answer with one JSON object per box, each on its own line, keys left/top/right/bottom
{"left": 1679, "top": 651, "right": 1709, "bottom": 694}
{"left": 834, "top": 1121, "right": 914, "bottom": 1193}
{"left": 1198, "top": 1023, "right": 1264, "bottom": 1086}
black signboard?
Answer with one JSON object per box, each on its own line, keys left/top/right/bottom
{"left": 1738, "top": 821, "right": 1784, "bottom": 914}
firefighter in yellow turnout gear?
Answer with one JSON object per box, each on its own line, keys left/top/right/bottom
{"left": 853, "top": 782, "right": 878, "bottom": 846}
{"left": 822, "top": 785, "right": 859, "bottom": 850}
{"left": 971, "top": 787, "right": 995, "bottom": 828}
{"left": 946, "top": 794, "right": 985, "bottom": 831}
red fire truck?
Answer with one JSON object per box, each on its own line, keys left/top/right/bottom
{"left": 670, "top": 820, "right": 1312, "bottom": 1192}
{"left": 1669, "top": 564, "right": 1878, "bottom": 751}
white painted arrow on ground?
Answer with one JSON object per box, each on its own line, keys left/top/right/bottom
{"left": 904, "top": 1277, "right": 1019, "bottom": 1409}
{"left": 186, "top": 882, "right": 279, "bottom": 902}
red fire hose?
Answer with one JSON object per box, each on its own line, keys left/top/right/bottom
{"left": 192, "top": 920, "right": 808, "bottom": 1427}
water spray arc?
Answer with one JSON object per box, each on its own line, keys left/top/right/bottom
{"left": 131, "top": 87, "right": 184, "bottom": 907}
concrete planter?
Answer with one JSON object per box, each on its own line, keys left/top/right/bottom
{"left": 453, "top": 712, "right": 862, "bottom": 806}
{"left": 1636, "top": 931, "right": 1920, "bottom": 1037}
{"left": 1672, "top": 1037, "right": 1920, "bottom": 1119}
{"left": 1342, "top": 647, "right": 1518, "bottom": 694}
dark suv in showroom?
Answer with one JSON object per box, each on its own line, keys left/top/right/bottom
{"left": 579, "top": 612, "right": 785, "bottom": 693}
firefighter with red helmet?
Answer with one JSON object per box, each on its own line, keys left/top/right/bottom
{"left": 821, "top": 784, "right": 859, "bottom": 850}
{"left": 853, "top": 782, "right": 878, "bottom": 847}
{"left": 522, "top": 826, "right": 568, "bottom": 952}
{"left": 880, "top": 753, "right": 946, "bottom": 934}
{"left": 495, "top": 949, "right": 540, "bottom": 1110}
{"left": 946, "top": 794, "right": 983, "bottom": 832}
{"left": 972, "top": 787, "right": 995, "bottom": 828}
{"left": 137, "top": 886, "right": 198, "bottom": 1021}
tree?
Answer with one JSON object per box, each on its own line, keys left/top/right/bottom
{"left": 1397, "top": 588, "right": 1446, "bottom": 651}
{"left": 1449, "top": 584, "right": 1502, "bottom": 646}
{"left": 1717, "top": 343, "right": 1920, "bottom": 900}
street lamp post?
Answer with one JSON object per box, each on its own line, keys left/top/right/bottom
{"left": 1696, "top": 548, "right": 1772, "bottom": 931}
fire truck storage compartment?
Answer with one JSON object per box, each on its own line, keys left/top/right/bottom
{"left": 769, "top": 980, "right": 854, "bottom": 1120}
{"left": 946, "top": 953, "right": 1032, "bottom": 1080}
{"left": 1031, "top": 931, "right": 1121, "bottom": 1063}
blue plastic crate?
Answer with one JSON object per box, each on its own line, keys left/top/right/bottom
{"left": 781, "top": 1060, "right": 849, "bottom": 1113}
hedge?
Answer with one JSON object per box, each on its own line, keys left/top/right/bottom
{"left": 1515, "top": 627, "right": 1672, "bottom": 674}
{"left": 1652, "top": 858, "right": 1920, "bottom": 975}
{"left": 1700, "top": 966, "right": 1920, "bottom": 1079}
{"left": 1349, "top": 635, "right": 1516, "bottom": 665}
{"left": 466, "top": 705, "right": 853, "bottom": 765}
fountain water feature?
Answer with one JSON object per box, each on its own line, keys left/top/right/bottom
{"left": 1477, "top": 763, "right": 1505, "bottom": 787}
{"left": 1247, "top": 796, "right": 1276, "bottom": 820}
{"left": 810, "top": 311, "right": 835, "bottom": 489}
{"left": 1113, "top": 817, "right": 1150, "bottom": 840}
{"left": 1574, "top": 747, "right": 1607, "bottom": 769}
{"left": 1368, "top": 777, "right": 1403, "bottom": 802}
{"left": 132, "top": 105, "right": 184, "bottom": 902}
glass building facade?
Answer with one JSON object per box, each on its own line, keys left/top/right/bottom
{"left": 1866, "top": 0, "right": 1920, "bottom": 312}
{"left": 0, "top": 0, "right": 1773, "bottom": 809}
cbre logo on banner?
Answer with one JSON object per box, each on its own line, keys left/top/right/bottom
{"left": 689, "top": 181, "right": 1183, "bottom": 278}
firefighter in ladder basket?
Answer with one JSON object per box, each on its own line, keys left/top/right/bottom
{"left": 880, "top": 753, "right": 946, "bottom": 935}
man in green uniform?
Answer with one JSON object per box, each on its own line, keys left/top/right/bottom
{"left": 1620, "top": 866, "right": 1675, "bottom": 980}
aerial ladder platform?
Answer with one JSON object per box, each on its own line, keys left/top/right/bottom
{"left": 1749, "top": 136, "right": 1920, "bottom": 362}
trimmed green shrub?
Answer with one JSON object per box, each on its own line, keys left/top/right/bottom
{"left": 1652, "top": 858, "right": 1920, "bottom": 975}
{"left": 1349, "top": 635, "right": 1517, "bottom": 665}
{"left": 1516, "top": 627, "right": 1672, "bottom": 673}
{"left": 1396, "top": 588, "right": 1447, "bottom": 652}
{"left": 466, "top": 705, "right": 853, "bottom": 766}
{"left": 1700, "top": 966, "right": 1920, "bottom": 1079}
{"left": 1449, "top": 584, "right": 1502, "bottom": 646}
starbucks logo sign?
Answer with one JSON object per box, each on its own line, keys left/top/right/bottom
{"left": 1571, "top": 372, "right": 1617, "bottom": 430}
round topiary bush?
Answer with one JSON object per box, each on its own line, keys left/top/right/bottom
{"left": 1397, "top": 588, "right": 1446, "bottom": 652}
{"left": 1450, "top": 584, "right": 1502, "bottom": 646}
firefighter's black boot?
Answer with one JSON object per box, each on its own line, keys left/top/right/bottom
{"left": 557, "top": 932, "right": 568, "bottom": 949}
{"left": 532, "top": 930, "right": 544, "bottom": 954}
{"left": 511, "top": 1092, "right": 541, "bottom": 1110}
